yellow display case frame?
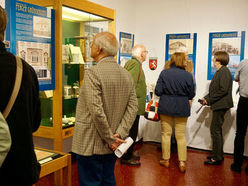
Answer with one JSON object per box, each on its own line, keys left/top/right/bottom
{"left": 19, "top": 0, "right": 116, "bottom": 151}
{"left": 33, "top": 147, "right": 72, "bottom": 186}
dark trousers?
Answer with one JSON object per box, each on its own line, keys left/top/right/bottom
{"left": 210, "top": 108, "right": 228, "bottom": 161}
{"left": 122, "top": 115, "right": 140, "bottom": 160}
{"left": 233, "top": 96, "right": 248, "bottom": 167}
{"left": 77, "top": 153, "right": 117, "bottom": 186}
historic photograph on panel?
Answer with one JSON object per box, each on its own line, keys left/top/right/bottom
{"left": 168, "top": 39, "right": 193, "bottom": 54}
{"left": 120, "top": 38, "right": 133, "bottom": 55}
{"left": 33, "top": 16, "right": 51, "bottom": 38}
{"left": 17, "top": 41, "right": 51, "bottom": 81}
{"left": 212, "top": 37, "right": 241, "bottom": 69}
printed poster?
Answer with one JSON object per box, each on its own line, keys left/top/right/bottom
{"left": 118, "top": 32, "right": 134, "bottom": 67}
{"left": 6, "top": 0, "right": 55, "bottom": 90}
{"left": 165, "top": 33, "right": 197, "bottom": 74}
{"left": 208, "top": 31, "right": 245, "bottom": 80}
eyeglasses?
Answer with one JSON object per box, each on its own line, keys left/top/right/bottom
{"left": 143, "top": 50, "right": 148, "bottom": 54}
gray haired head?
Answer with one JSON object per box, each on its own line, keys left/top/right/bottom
{"left": 132, "top": 44, "right": 145, "bottom": 58}
{"left": 94, "top": 32, "right": 119, "bottom": 56}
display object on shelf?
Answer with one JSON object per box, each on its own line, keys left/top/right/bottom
{"left": 62, "top": 115, "right": 75, "bottom": 129}
{"left": 62, "top": 45, "right": 70, "bottom": 63}
{"left": 68, "top": 44, "right": 84, "bottom": 64}
{"left": 73, "top": 81, "right": 80, "bottom": 98}
{"left": 64, "top": 85, "right": 73, "bottom": 99}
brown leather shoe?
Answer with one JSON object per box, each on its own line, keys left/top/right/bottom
{"left": 179, "top": 161, "right": 186, "bottom": 173}
{"left": 207, "top": 156, "right": 224, "bottom": 161}
{"left": 159, "top": 159, "right": 169, "bottom": 168}
{"left": 120, "top": 159, "right": 141, "bottom": 166}
{"left": 245, "top": 165, "right": 248, "bottom": 173}
{"left": 204, "top": 158, "right": 222, "bottom": 165}
{"left": 132, "top": 154, "right": 140, "bottom": 160}
{"left": 132, "top": 152, "right": 140, "bottom": 160}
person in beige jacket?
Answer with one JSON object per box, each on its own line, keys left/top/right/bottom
{"left": 72, "top": 32, "right": 138, "bottom": 186}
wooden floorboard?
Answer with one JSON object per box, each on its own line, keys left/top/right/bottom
{"left": 36, "top": 142, "right": 248, "bottom": 186}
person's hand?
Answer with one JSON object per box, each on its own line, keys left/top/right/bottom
{"left": 189, "top": 100, "right": 192, "bottom": 107}
{"left": 200, "top": 98, "right": 208, "bottom": 105}
{"left": 113, "top": 133, "right": 120, "bottom": 138}
{"left": 109, "top": 135, "right": 126, "bottom": 151}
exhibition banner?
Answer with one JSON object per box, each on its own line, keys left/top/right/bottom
{"left": 5, "top": 0, "right": 55, "bottom": 90}
{"left": 208, "top": 31, "right": 245, "bottom": 80}
{"left": 165, "top": 33, "right": 197, "bottom": 74}
{"left": 118, "top": 32, "right": 134, "bottom": 67}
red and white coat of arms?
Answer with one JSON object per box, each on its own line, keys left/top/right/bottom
{"left": 149, "top": 58, "right": 157, "bottom": 70}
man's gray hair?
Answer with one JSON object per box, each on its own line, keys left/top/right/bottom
{"left": 94, "top": 32, "right": 119, "bottom": 56}
{"left": 132, "top": 45, "right": 145, "bottom": 58}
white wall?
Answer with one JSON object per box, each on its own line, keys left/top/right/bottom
{"left": 89, "top": 0, "right": 137, "bottom": 40}
{"left": 90, "top": 0, "right": 248, "bottom": 102}
{"left": 89, "top": 0, "right": 248, "bottom": 154}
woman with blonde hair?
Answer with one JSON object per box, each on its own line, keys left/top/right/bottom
{"left": 155, "top": 52, "right": 195, "bottom": 173}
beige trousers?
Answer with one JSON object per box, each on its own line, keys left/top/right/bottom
{"left": 160, "top": 114, "right": 188, "bottom": 161}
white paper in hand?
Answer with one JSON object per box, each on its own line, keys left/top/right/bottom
{"left": 114, "top": 137, "right": 134, "bottom": 158}
{"left": 195, "top": 105, "right": 203, "bottom": 114}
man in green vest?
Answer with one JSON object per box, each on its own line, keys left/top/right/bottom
{"left": 121, "top": 44, "right": 147, "bottom": 166}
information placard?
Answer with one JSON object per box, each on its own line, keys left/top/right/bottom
{"left": 5, "top": 0, "right": 55, "bottom": 90}
{"left": 207, "top": 31, "right": 245, "bottom": 80}
{"left": 165, "top": 33, "right": 197, "bottom": 74}
{"left": 118, "top": 32, "right": 134, "bottom": 67}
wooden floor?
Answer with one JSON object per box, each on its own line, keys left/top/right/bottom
{"left": 36, "top": 142, "right": 248, "bottom": 186}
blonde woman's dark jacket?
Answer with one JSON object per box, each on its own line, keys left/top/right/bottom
{"left": 204, "top": 66, "right": 233, "bottom": 110}
{"left": 155, "top": 64, "right": 195, "bottom": 117}
{"left": 124, "top": 57, "right": 147, "bottom": 115}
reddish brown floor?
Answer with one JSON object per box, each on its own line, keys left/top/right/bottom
{"left": 36, "top": 142, "right": 248, "bottom": 186}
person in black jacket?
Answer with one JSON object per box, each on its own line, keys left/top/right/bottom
{"left": 200, "top": 51, "right": 233, "bottom": 165}
{"left": 0, "top": 6, "right": 41, "bottom": 186}
{"left": 155, "top": 52, "right": 195, "bottom": 173}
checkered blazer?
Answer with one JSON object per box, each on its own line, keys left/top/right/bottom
{"left": 72, "top": 57, "right": 138, "bottom": 156}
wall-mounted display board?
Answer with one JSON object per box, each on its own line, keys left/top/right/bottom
{"left": 5, "top": 0, "right": 55, "bottom": 90}
{"left": 208, "top": 31, "right": 245, "bottom": 80}
{"left": 118, "top": 32, "right": 134, "bottom": 67}
{"left": 165, "top": 33, "right": 197, "bottom": 74}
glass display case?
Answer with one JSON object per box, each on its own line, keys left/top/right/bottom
{"left": 40, "top": 90, "right": 53, "bottom": 127}
{"left": 61, "top": 6, "right": 112, "bottom": 128}
{"left": 24, "top": 0, "right": 116, "bottom": 151}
